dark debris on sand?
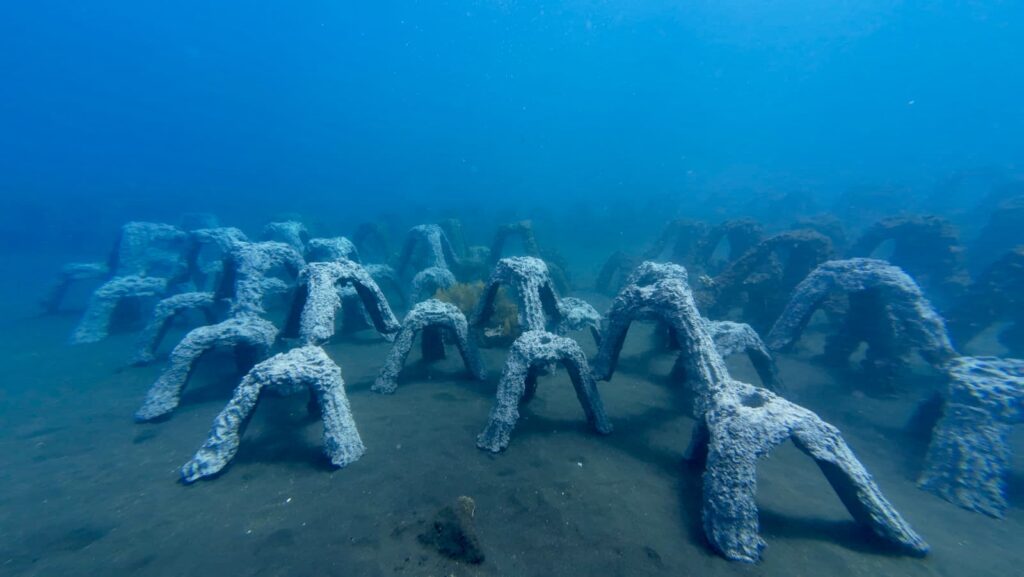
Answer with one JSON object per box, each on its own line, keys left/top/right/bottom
{"left": 416, "top": 496, "right": 486, "bottom": 565}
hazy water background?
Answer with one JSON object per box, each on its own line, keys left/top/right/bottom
{"left": 1, "top": 1, "right": 1022, "bottom": 256}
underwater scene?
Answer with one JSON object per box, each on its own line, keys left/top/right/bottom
{"left": 1, "top": 2, "right": 1022, "bottom": 576}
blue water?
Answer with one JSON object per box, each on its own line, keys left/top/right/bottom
{"left": 2, "top": 2, "right": 1022, "bottom": 247}
{"left": 1, "top": 2, "right": 1023, "bottom": 576}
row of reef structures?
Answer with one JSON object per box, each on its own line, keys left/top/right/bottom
{"left": 43, "top": 211, "right": 1023, "bottom": 564}
{"left": 597, "top": 212, "right": 1024, "bottom": 363}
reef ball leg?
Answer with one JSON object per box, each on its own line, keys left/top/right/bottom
{"left": 702, "top": 388, "right": 928, "bottom": 563}
{"left": 181, "top": 374, "right": 263, "bottom": 483}
{"left": 134, "top": 349, "right": 198, "bottom": 421}
{"left": 564, "top": 360, "right": 613, "bottom": 435}
{"left": 592, "top": 319, "right": 630, "bottom": 381}
{"left": 476, "top": 367, "right": 528, "bottom": 453}
{"left": 703, "top": 438, "right": 765, "bottom": 562}
{"left": 791, "top": 422, "right": 929, "bottom": 556}
{"left": 132, "top": 313, "right": 174, "bottom": 365}
{"left": 133, "top": 292, "right": 216, "bottom": 366}
{"left": 314, "top": 371, "right": 366, "bottom": 468}
{"left": 42, "top": 278, "right": 72, "bottom": 314}
{"left": 372, "top": 326, "right": 418, "bottom": 394}
{"left": 747, "top": 345, "right": 783, "bottom": 392}
{"left": 917, "top": 404, "right": 1011, "bottom": 518}
{"left": 71, "top": 293, "right": 120, "bottom": 344}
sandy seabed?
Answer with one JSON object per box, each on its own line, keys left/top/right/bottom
{"left": 0, "top": 280, "right": 1021, "bottom": 577}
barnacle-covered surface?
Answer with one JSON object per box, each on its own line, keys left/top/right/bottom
{"left": 71, "top": 275, "right": 168, "bottom": 344}
{"left": 410, "top": 266, "right": 456, "bottom": 304}
{"left": 373, "top": 299, "right": 485, "bottom": 394}
{"left": 472, "top": 257, "right": 562, "bottom": 333}
{"left": 307, "top": 236, "right": 360, "bottom": 263}
{"left": 216, "top": 241, "right": 306, "bottom": 317}
{"left": 477, "top": 330, "right": 611, "bottom": 453}
{"left": 286, "top": 259, "right": 400, "bottom": 344}
{"left": 132, "top": 291, "right": 217, "bottom": 365}
{"left": 181, "top": 345, "right": 364, "bottom": 482}
{"left": 919, "top": 356, "right": 1024, "bottom": 518}
{"left": 134, "top": 315, "right": 279, "bottom": 421}
{"left": 767, "top": 258, "right": 956, "bottom": 370}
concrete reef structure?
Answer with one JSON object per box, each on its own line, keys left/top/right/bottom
{"left": 686, "top": 378, "right": 928, "bottom": 562}
{"left": 792, "top": 215, "right": 849, "bottom": 253}
{"left": 767, "top": 259, "right": 956, "bottom": 381}
{"left": 705, "top": 320, "right": 781, "bottom": 391}
{"left": 109, "top": 221, "right": 191, "bottom": 279}
{"left": 476, "top": 330, "right": 612, "bottom": 453}
{"left": 594, "top": 250, "right": 641, "bottom": 295}
{"left": 366, "top": 263, "right": 407, "bottom": 309}
{"left": 643, "top": 219, "right": 708, "bottom": 265}
{"left": 591, "top": 262, "right": 779, "bottom": 390}
{"left": 307, "top": 236, "right": 361, "bottom": 263}
{"left": 472, "top": 257, "right": 562, "bottom": 334}
{"left": 851, "top": 215, "right": 968, "bottom": 306}
{"left": 436, "top": 218, "right": 494, "bottom": 280}
{"left": 700, "top": 229, "right": 833, "bottom": 332}
{"left": 260, "top": 221, "right": 309, "bottom": 254}
{"left": 489, "top": 220, "right": 541, "bottom": 264}
{"left": 486, "top": 221, "right": 572, "bottom": 291}
{"left": 555, "top": 297, "right": 602, "bottom": 345}
{"left": 132, "top": 291, "right": 217, "bottom": 365}
{"left": 71, "top": 275, "right": 168, "bottom": 344}
{"left": 189, "top": 226, "right": 248, "bottom": 251}
{"left": 918, "top": 356, "right": 1024, "bottom": 518}
{"left": 373, "top": 299, "right": 486, "bottom": 394}
{"left": 438, "top": 218, "right": 469, "bottom": 259}
{"left": 596, "top": 261, "right": 926, "bottom": 561}
{"left": 215, "top": 241, "right": 305, "bottom": 317}
{"left": 396, "top": 224, "right": 461, "bottom": 277}
{"left": 947, "top": 247, "right": 1024, "bottom": 356}
{"left": 471, "top": 256, "right": 589, "bottom": 340}
{"left": 410, "top": 266, "right": 456, "bottom": 304}
{"left": 352, "top": 222, "right": 392, "bottom": 263}
{"left": 285, "top": 259, "right": 400, "bottom": 345}
{"left": 42, "top": 262, "right": 109, "bottom": 314}
{"left": 970, "top": 195, "right": 1024, "bottom": 274}
{"left": 186, "top": 227, "right": 249, "bottom": 290}
{"left": 181, "top": 345, "right": 364, "bottom": 482}
{"left": 61, "top": 222, "right": 193, "bottom": 343}
{"left": 695, "top": 218, "right": 764, "bottom": 274}
{"left": 134, "top": 316, "right": 279, "bottom": 421}
{"left": 46, "top": 221, "right": 191, "bottom": 315}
